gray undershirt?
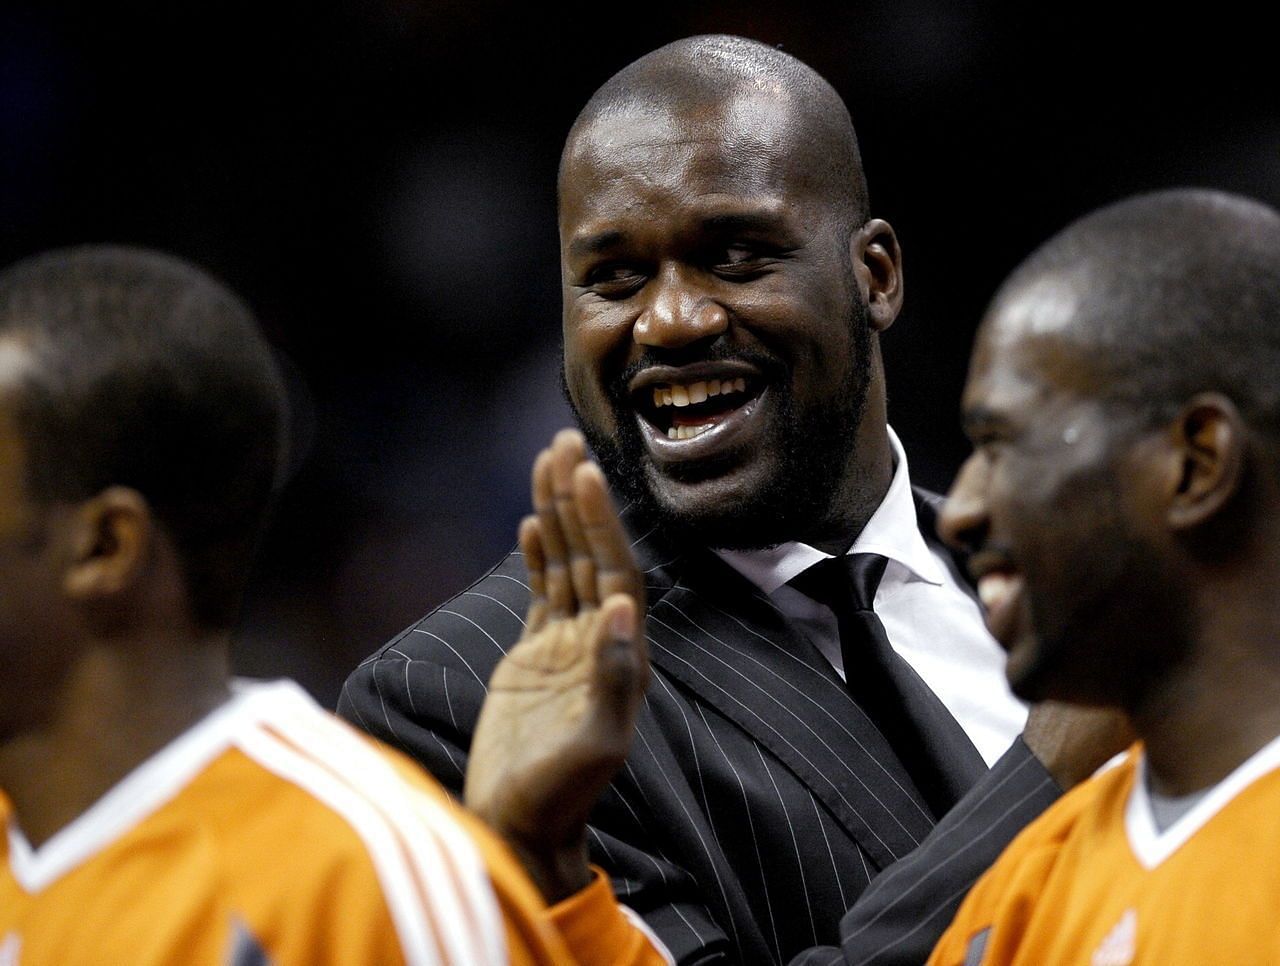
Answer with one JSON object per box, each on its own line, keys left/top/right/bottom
{"left": 1145, "top": 773, "right": 1210, "bottom": 832}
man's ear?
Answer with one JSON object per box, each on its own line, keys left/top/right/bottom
{"left": 1164, "top": 393, "right": 1247, "bottom": 532}
{"left": 63, "top": 486, "right": 154, "bottom": 600}
{"left": 851, "top": 218, "right": 904, "bottom": 333}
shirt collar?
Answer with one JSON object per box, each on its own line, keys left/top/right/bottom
{"left": 715, "top": 426, "right": 947, "bottom": 594}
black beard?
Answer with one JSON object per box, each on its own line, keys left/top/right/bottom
{"left": 565, "top": 307, "right": 873, "bottom": 551}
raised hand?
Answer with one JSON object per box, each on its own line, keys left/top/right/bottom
{"left": 465, "top": 429, "right": 649, "bottom": 903}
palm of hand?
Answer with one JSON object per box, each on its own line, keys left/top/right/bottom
{"left": 468, "top": 605, "right": 636, "bottom": 848}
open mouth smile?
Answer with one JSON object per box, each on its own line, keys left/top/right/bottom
{"left": 627, "top": 364, "right": 770, "bottom": 460}
{"left": 969, "top": 552, "right": 1027, "bottom": 649}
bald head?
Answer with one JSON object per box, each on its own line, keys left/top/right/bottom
{"left": 561, "top": 35, "right": 869, "bottom": 232}
{"left": 986, "top": 189, "right": 1280, "bottom": 435}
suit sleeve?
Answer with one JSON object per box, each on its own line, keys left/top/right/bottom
{"left": 786, "top": 738, "right": 1061, "bottom": 966}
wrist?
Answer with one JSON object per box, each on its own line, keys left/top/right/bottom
{"left": 505, "top": 837, "right": 592, "bottom": 905}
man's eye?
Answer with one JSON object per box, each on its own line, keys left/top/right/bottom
{"left": 719, "top": 244, "right": 756, "bottom": 264}
{"left": 710, "top": 244, "right": 777, "bottom": 277}
{"left": 584, "top": 264, "right": 647, "bottom": 297}
{"left": 711, "top": 245, "right": 757, "bottom": 276}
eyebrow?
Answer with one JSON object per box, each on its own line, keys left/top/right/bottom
{"left": 568, "top": 230, "right": 626, "bottom": 259}
{"left": 567, "top": 210, "right": 798, "bottom": 261}
{"left": 698, "top": 211, "right": 794, "bottom": 237}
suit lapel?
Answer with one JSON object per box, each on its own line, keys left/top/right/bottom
{"left": 625, "top": 510, "right": 937, "bottom": 866}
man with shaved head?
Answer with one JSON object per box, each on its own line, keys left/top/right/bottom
{"left": 343, "top": 36, "right": 1118, "bottom": 964}
{"left": 928, "top": 189, "right": 1280, "bottom": 963}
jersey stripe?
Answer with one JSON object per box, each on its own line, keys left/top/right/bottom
{"left": 236, "top": 725, "right": 459, "bottom": 964}
{"left": 265, "top": 704, "right": 506, "bottom": 959}
{"left": 252, "top": 698, "right": 507, "bottom": 963}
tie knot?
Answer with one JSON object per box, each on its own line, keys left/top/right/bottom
{"left": 790, "top": 552, "right": 888, "bottom": 612}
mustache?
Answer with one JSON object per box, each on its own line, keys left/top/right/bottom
{"left": 607, "top": 345, "right": 788, "bottom": 406}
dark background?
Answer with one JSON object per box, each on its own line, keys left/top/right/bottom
{"left": 3, "top": 1, "right": 1275, "bottom": 705}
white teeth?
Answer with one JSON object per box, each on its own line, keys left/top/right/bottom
{"left": 652, "top": 387, "right": 675, "bottom": 407}
{"left": 978, "top": 573, "right": 1017, "bottom": 609}
{"left": 666, "top": 423, "right": 714, "bottom": 441}
{"left": 650, "top": 377, "right": 749, "bottom": 408}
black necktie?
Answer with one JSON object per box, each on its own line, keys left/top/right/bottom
{"left": 789, "top": 553, "right": 976, "bottom": 817}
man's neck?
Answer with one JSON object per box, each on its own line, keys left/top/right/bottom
{"left": 0, "top": 638, "right": 231, "bottom": 848}
{"left": 1133, "top": 601, "right": 1280, "bottom": 797}
{"left": 803, "top": 430, "right": 897, "bottom": 557}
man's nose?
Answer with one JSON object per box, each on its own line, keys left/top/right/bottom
{"left": 633, "top": 264, "right": 729, "bottom": 349}
{"left": 938, "top": 454, "right": 991, "bottom": 552}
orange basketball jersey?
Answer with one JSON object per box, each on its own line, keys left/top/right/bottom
{"left": 0, "top": 679, "right": 669, "bottom": 965}
{"left": 929, "top": 736, "right": 1280, "bottom": 965}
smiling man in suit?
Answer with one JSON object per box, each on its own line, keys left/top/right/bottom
{"left": 340, "top": 35, "right": 1121, "bottom": 964}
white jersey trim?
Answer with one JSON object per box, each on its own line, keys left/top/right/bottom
{"left": 6, "top": 685, "right": 249, "bottom": 893}
{"left": 1125, "top": 729, "right": 1280, "bottom": 870}
{"left": 240, "top": 687, "right": 508, "bottom": 965}
{"left": 4, "top": 677, "right": 509, "bottom": 966}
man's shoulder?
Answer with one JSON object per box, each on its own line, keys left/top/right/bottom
{"left": 201, "top": 697, "right": 512, "bottom": 963}
{"left": 356, "top": 546, "right": 531, "bottom": 675}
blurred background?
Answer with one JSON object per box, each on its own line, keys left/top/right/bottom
{"left": 3, "top": 0, "right": 1275, "bottom": 704}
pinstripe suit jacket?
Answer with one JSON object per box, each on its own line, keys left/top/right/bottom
{"left": 338, "top": 494, "right": 1060, "bottom": 965}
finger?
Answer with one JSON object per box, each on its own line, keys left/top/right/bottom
{"left": 573, "top": 461, "right": 644, "bottom": 610}
{"left": 518, "top": 515, "right": 549, "bottom": 636}
{"left": 556, "top": 436, "right": 599, "bottom": 610}
{"left": 588, "top": 594, "right": 650, "bottom": 752}
{"left": 549, "top": 428, "right": 599, "bottom": 608}
{"left": 532, "top": 446, "right": 574, "bottom": 618}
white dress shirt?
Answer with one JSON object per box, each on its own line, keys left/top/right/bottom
{"left": 716, "top": 426, "right": 1026, "bottom": 766}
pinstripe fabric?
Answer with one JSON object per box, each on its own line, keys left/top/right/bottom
{"left": 339, "top": 496, "right": 1061, "bottom": 965}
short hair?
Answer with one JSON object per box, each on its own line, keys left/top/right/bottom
{"left": 993, "top": 188, "right": 1280, "bottom": 436}
{"left": 0, "top": 245, "right": 288, "bottom": 628}
{"left": 561, "top": 35, "right": 870, "bottom": 231}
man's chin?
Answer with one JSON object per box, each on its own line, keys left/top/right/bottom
{"left": 579, "top": 390, "right": 857, "bottom": 552}
{"left": 638, "top": 464, "right": 827, "bottom": 551}
{"left": 1005, "top": 633, "right": 1111, "bottom": 707}
{"left": 1003, "top": 636, "right": 1058, "bottom": 704}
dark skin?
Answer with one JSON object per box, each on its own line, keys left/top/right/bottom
{"left": 552, "top": 79, "right": 1128, "bottom": 785}
{"left": 0, "top": 374, "right": 230, "bottom": 849}
{"left": 466, "top": 429, "right": 649, "bottom": 902}
{"left": 0, "top": 334, "right": 646, "bottom": 907}
{"left": 0, "top": 355, "right": 642, "bottom": 908}
{"left": 940, "top": 275, "right": 1280, "bottom": 796}
{"left": 558, "top": 87, "right": 902, "bottom": 554}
